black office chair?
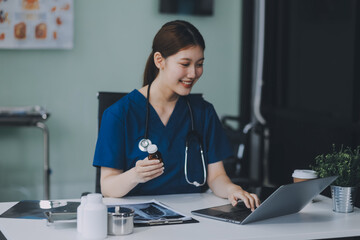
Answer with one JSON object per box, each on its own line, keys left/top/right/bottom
{"left": 95, "top": 92, "right": 128, "bottom": 193}
{"left": 221, "top": 115, "right": 261, "bottom": 189}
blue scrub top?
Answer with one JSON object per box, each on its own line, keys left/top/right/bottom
{"left": 93, "top": 89, "right": 233, "bottom": 195}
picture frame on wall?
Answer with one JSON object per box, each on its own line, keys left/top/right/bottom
{"left": 0, "top": 0, "right": 73, "bottom": 49}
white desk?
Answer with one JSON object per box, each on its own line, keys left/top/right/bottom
{"left": 0, "top": 193, "right": 359, "bottom": 240}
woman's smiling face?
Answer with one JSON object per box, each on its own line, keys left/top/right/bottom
{"left": 157, "top": 45, "right": 204, "bottom": 96}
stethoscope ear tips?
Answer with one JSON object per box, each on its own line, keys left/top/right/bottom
{"left": 193, "top": 181, "right": 200, "bottom": 187}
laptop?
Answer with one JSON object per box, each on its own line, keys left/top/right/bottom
{"left": 191, "top": 176, "right": 337, "bottom": 225}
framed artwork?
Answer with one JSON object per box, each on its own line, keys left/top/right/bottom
{"left": 0, "top": 0, "right": 73, "bottom": 49}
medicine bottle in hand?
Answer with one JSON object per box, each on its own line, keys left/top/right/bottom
{"left": 147, "top": 144, "right": 163, "bottom": 163}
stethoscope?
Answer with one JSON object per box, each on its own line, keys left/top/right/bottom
{"left": 138, "top": 82, "right": 207, "bottom": 187}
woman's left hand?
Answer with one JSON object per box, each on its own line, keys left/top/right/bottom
{"left": 228, "top": 187, "right": 261, "bottom": 211}
{"left": 207, "top": 161, "right": 261, "bottom": 211}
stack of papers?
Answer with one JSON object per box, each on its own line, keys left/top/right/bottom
{"left": 108, "top": 200, "right": 194, "bottom": 226}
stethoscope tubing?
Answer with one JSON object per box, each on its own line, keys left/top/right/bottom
{"left": 139, "top": 82, "right": 207, "bottom": 187}
{"left": 184, "top": 145, "right": 207, "bottom": 187}
{"left": 138, "top": 83, "right": 153, "bottom": 152}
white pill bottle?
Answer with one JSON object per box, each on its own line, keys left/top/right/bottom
{"left": 82, "top": 193, "right": 107, "bottom": 239}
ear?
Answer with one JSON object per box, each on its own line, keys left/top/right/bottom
{"left": 153, "top": 52, "right": 165, "bottom": 70}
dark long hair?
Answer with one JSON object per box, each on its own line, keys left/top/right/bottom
{"left": 143, "top": 20, "right": 205, "bottom": 86}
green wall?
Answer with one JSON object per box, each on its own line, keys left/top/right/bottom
{"left": 0, "top": 0, "right": 242, "bottom": 201}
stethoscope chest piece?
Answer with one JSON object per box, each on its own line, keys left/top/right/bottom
{"left": 138, "top": 138, "right": 152, "bottom": 152}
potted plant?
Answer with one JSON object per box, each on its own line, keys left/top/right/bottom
{"left": 311, "top": 144, "right": 360, "bottom": 213}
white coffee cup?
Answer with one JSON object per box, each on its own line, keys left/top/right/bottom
{"left": 292, "top": 170, "right": 317, "bottom": 183}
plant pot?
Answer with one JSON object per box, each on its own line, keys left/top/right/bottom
{"left": 331, "top": 185, "right": 357, "bottom": 213}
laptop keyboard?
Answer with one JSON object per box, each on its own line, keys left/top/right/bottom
{"left": 216, "top": 202, "right": 252, "bottom": 222}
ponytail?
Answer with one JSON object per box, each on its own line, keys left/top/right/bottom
{"left": 142, "top": 51, "right": 158, "bottom": 87}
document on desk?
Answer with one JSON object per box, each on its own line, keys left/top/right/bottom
{"left": 107, "top": 200, "right": 198, "bottom": 226}
{"left": 0, "top": 200, "right": 79, "bottom": 220}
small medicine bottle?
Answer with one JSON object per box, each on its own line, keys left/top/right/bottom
{"left": 147, "top": 144, "right": 163, "bottom": 163}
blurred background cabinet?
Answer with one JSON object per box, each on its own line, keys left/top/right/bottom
{"left": 260, "top": 0, "right": 360, "bottom": 185}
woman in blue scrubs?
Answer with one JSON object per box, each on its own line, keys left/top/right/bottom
{"left": 93, "top": 20, "right": 260, "bottom": 211}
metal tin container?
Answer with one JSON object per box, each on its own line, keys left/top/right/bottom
{"left": 107, "top": 206, "right": 134, "bottom": 235}
{"left": 331, "top": 185, "right": 357, "bottom": 213}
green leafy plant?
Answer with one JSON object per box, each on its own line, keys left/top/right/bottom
{"left": 311, "top": 144, "right": 360, "bottom": 187}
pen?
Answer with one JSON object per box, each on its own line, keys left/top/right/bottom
{"left": 148, "top": 218, "right": 184, "bottom": 225}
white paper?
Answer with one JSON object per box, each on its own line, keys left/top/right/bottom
{"left": 107, "top": 199, "right": 192, "bottom": 224}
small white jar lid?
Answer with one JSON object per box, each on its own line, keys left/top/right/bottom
{"left": 292, "top": 169, "right": 317, "bottom": 179}
{"left": 147, "top": 144, "right": 158, "bottom": 154}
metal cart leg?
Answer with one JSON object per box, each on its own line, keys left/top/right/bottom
{"left": 36, "top": 122, "right": 50, "bottom": 200}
